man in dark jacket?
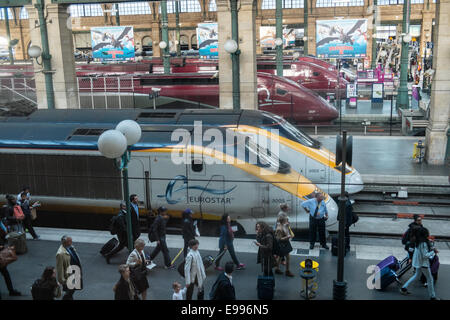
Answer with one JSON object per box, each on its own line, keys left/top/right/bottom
{"left": 129, "top": 194, "right": 141, "bottom": 242}
{"left": 114, "top": 264, "right": 138, "bottom": 300}
{"left": 404, "top": 214, "right": 423, "bottom": 262}
{"left": 182, "top": 208, "right": 196, "bottom": 258}
{"left": 149, "top": 207, "right": 174, "bottom": 269}
{"left": 105, "top": 202, "right": 128, "bottom": 264}
{"left": 211, "top": 261, "right": 236, "bottom": 300}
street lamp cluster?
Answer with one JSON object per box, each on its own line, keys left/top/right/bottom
{"left": 97, "top": 120, "right": 142, "bottom": 252}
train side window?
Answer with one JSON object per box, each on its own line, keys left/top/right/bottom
{"left": 276, "top": 88, "right": 288, "bottom": 96}
{"left": 191, "top": 159, "right": 204, "bottom": 172}
{"left": 313, "top": 71, "right": 321, "bottom": 77}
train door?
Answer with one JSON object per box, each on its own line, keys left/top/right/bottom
{"left": 127, "top": 157, "right": 151, "bottom": 211}
{"left": 186, "top": 155, "right": 207, "bottom": 214}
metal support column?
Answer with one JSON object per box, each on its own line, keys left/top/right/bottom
{"left": 175, "top": 0, "right": 181, "bottom": 57}
{"left": 36, "top": 0, "right": 55, "bottom": 109}
{"left": 3, "top": 7, "right": 13, "bottom": 65}
{"left": 275, "top": 0, "right": 283, "bottom": 77}
{"left": 333, "top": 130, "right": 348, "bottom": 300}
{"left": 304, "top": 0, "right": 308, "bottom": 55}
{"left": 230, "top": 0, "right": 240, "bottom": 111}
{"left": 397, "top": 0, "right": 411, "bottom": 110}
{"left": 161, "top": 0, "right": 170, "bottom": 74}
{"left": 371, "top": 0, "right": 377, "bottom": 69}
{"left": 121, "top": 149, "right": 134, "bottom": 252}
{"left": 115, "top": 3, "right": 120, "bottom": 26}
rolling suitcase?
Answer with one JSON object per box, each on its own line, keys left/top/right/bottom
{"left": 257, "top": 259, "right": 274, "bottom": 300}
{"left": 373, "top": 256, "right": 409, "bottom": 290}
{"left": 203, "top": 249, "right": 227, "bottom": 269}
{"left": 6, "top": 231, "right": 27, "bottom": 254}
{"left": 100, "top": 238, "right": 118, "bottom": 256}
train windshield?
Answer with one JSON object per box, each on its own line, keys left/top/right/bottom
{"left": 261, "top": 113, "right": 321, "bottom": 149}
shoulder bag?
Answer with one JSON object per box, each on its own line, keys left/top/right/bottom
{"left": 0, "top": 246, "right": 18, "bottom": 268}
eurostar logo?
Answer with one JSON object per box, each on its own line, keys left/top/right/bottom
{"left": 157, "top": 175, "right": 237, "bottom": 204}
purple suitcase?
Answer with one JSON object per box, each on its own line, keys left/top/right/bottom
{"left": 376, "top": 255, "right": 399, "bottom": 272}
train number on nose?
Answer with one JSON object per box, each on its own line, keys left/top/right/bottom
{"left": 271, "top": 198, "right": 286, "bottom": 203}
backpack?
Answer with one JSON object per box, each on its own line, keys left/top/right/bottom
{"left": 351, "top": 212, "right": 359, "bottom": 225}
{"left": 31, "top": 279, "right": 52, "bottom": 300}
{"left": 109, "top": 214, "right": 124, "bottom": 235}
{"left": 13, "top": 205, "right": 25, "bottom": 220}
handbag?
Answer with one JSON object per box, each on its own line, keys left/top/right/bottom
{"left": 0, "top": 246, "right": 18, "bottom": 268}
{"left": 288, "top": 226, "right": 295, "bottom": 238}
{"left": 31, "top": 207, "right": 37, "bottom": 220}
{"left": 278, "top": 240, "right": 293, "bottom": 257}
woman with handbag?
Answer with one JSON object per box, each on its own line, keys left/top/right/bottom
{"left": 126, "top": 239, "right": 149, "bottom": 300}
{"left": 274, "top": 216, "right": 294, "bottom": 277}
{"left": 0, "top": 245, "right": 21, "bottom": 297}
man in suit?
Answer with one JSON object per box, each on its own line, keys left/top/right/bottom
{"left": 129, "top": 194, "right": 141, "bottom": 241}
{"left": 56, "top": 235, "right": 82, "bottom": 300}
{"left": 211, "top": 261, "right": 236, "bottom": 300}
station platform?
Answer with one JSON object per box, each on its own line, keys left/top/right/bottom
{"left": 315, "top": 135, "right": 449, "bottom": 194}
{"left": 2, "top": 227, "right": 449, "bottom": 300}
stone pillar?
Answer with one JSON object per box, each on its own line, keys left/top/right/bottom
{"left": 26, "top": 2, "right": 78, "bottom": 109}
{"left": 152, "top": 21, "right": 161, "bottom": 57}
{"left": 255, "top": 16, "right": 262, "bottom": 55}
{"left": 217, "top": 0, "right": 258, "bottom": 110}
{"left": 420, "top": 11, "right": 433, "bottom": 58}
{"left": 425, "top": 0, "right": 450, "bottom": 165}
{"left": 308, "top": 16, "right": 316, "bottom": 56}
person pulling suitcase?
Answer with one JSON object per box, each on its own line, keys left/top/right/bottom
{"left": 104, "top": 202, "right": 133, "bottom": 264}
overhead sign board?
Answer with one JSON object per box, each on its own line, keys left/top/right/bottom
{"left": 316, "top": 19, "right": 367, "bottom": 58}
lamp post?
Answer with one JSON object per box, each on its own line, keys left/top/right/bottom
{"left": 275, "top": 0, "right": 283, "bottom": 77}
{"left": 175, "top": 0, "right": 181, "bottom": 57}
{"left": 151, "top": 87, "right": 161, "bottom": 109}
{"left": 226, "top": 0, "right": 241, "bottom": 111}
{"left": 397, "top": 0, "right": 411, "bottom": 110}
{"left": 161, "top": 0, "right": 170, "bottom": 74}
{"left": 115, "top": 3, "right": 120, "bottom": 26}
{"left": 97, "top": 120, "right": 142, "bottom": 252}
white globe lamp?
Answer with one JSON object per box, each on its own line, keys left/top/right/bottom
{"left": 403, "top": 34, "right": 412, "bottom": 43}
{"left": 159, "top": 41, "right": 167, "bottom": 49}
{"left": 28, "top": 45, "right": 42, "bottom": 58}
{"left": 97, "top": 130, "right": 128, "bottom": 159}
{"left": 275, "top": 38, "right": 283, "bottom": 47}
{"left": 116, "top": 120, "right": 142, "bottom": 146}
{"left": 224, "top": 39, "right": 238, "bottom": 54}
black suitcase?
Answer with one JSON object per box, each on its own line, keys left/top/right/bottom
{"left": 100, "top": 238, "right": 118, "bottom": 256}
{"left": 257, "top": 275, "right": 274, "bottom": 300}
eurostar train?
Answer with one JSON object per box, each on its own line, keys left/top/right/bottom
{"left": 1, "top": 109, "right": 363, "bottom": 196}
{"left": 0, "top": 114, "right": 338, "bottom": 235}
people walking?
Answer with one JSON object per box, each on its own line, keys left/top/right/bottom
{"left": 129, "top": 194, "right": 141, "bottom": 242}
{"left": 105, "top": 202, "right": 129, "bottom": 264}
{"left": 274, "top": 216, "right": 294, "bottom": 277}
{"left": 113, "top": 264, "right": 139, "bottom": 300}
{"left": 149, "top": 207, "right": 174, "bottom": 269}
{"left": 31, "top": 266, "right": 61, "bottom": 300}
{"left": 255, "top": 222, "right": 275, "bottom": 276}
{"left": 182, "top": 209, "right": 196, "bottom": 258}
{"left": 3, "top": 195, "right": 24, "bottom": 233}
{"left": 56, "top": 235, "right": 82, "bottom": 300}
{"left": 184, "top": 239, "right": 206, "bottom": 300}
{"left": 301, "top": 193, "right": 329, "bottom": 250}
{"left": 403, "top": 214, "right": 423, "bottom": 263}
{"left": 400, "top": 227, "right": 439, "bottom": 300}
{"left": 18, "top": 192, "right": 40, "bottom": 240}
{"left": 0, "top": 239, "right": 21, "bottom": 297}
{"left": 126, "top": 239, "right": 149, "bottom": 300}
{"left": 210, "top": 261, "right": 236, "bottom": 300}
{"left": 215, "top": 214, "right": 245, "bottom": 271}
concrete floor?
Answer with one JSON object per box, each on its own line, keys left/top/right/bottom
{"left": 2, "top": 234, "right": 448, "bottom": 300}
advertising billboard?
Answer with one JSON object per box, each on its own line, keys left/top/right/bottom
{"left": 260, "top": 27, "right": 303, "bottom": 48}
{"left": 316, "top": 19, "right": 367, "bottom": 58}
{"left": 91, "top": 26, "right": 135, "bottom": 61}
{"left": 197, "top": 23, "right": 218, "bottom": 57}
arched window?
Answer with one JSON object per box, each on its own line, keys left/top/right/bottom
{"left": 191, "top": 34, "right": 198, "bottom": 50}
{"left": 69, "top": 4, "right": 103, "bottom": 17}
{"left": 118, "top": 2, "right": 151, "bottom": 15}
{"left": 180, "top": 35, "right": 189, "bottom": 50}
{"left": 262, "top": 0, "right": 304, "bottom": 9}
{"left": 315, "top": 0, "right": 364, "bottom": 7}
{"left": 160, "top": 0, "right": 201, "bottom": 13}
{"left": 0, "top": 8, "right": 13, "bottom": 20}
{"left": 209, "top": 0, "right": 217, "bottom": 11}
{"left": 19, "top": 7, "right": 29, "bottom": 19}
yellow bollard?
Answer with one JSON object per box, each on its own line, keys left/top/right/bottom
{"left": 299, "top": 259, "right": 319, "bottom": 299}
